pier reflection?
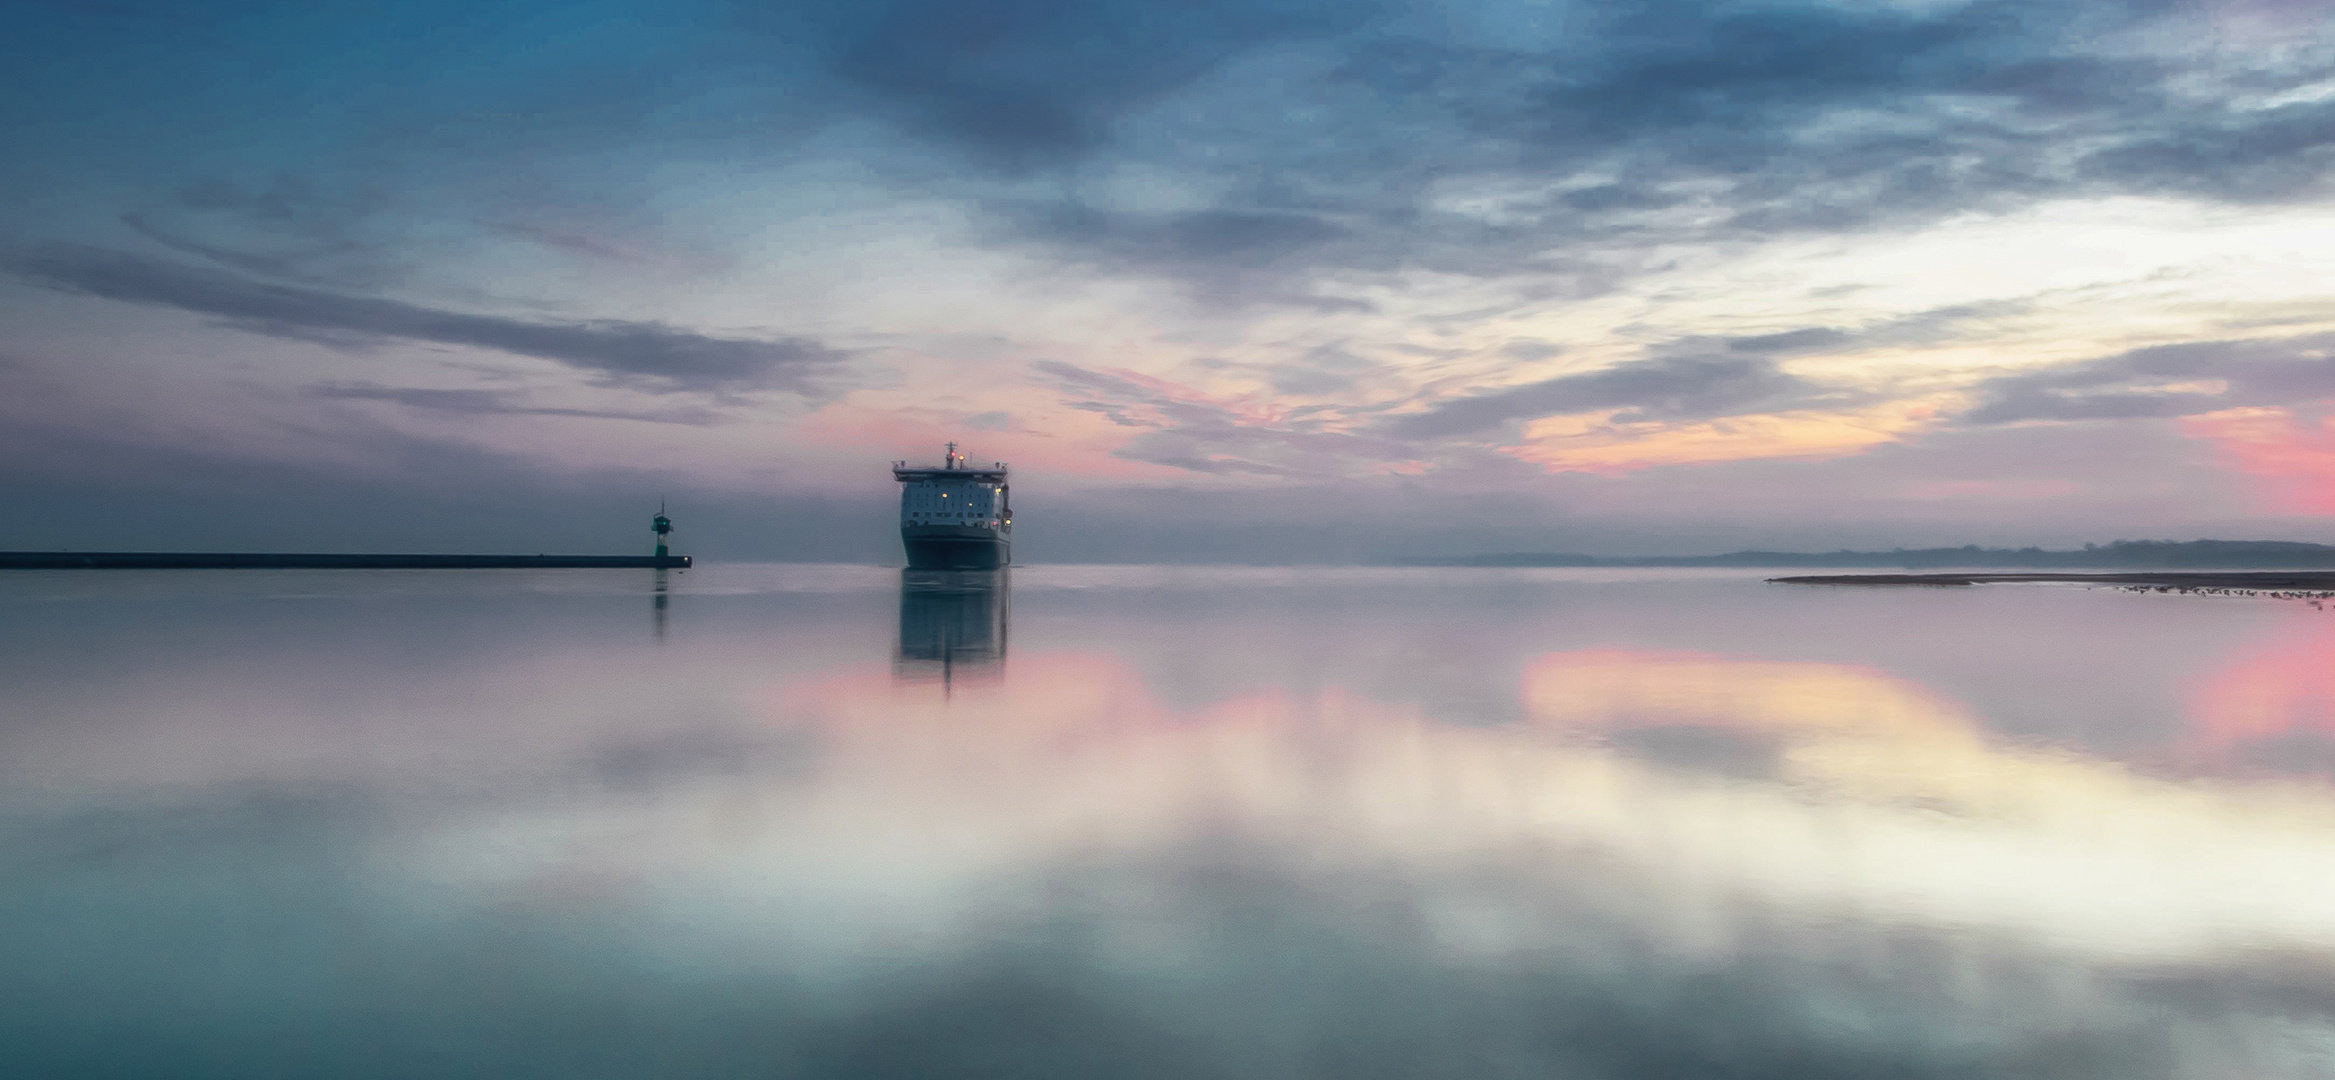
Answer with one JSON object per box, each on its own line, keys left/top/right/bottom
{"left": 652, "top": 569, "right": 670, "bottom": 642}
{"left": 894, "top": 569, "right": 1009, "bottom": 688}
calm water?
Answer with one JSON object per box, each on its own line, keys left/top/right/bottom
{"left": 5, "top": 565, "right": 2335, "bottom": 1078}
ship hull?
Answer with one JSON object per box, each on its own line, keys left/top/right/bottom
{"left": 901, "top": 525, "right": 1010, "bottom": 570}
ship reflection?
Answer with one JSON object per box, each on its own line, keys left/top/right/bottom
{"left": 894, "top": 569, "right": 1009, "bottom": 689}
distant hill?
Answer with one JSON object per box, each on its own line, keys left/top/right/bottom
{"left": 1409, "top": 540, "right": 2335, "bottom": 570}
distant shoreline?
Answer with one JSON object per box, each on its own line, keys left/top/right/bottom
{"left": 1769, "top": 571, "right": 2335, "bottom": 590}
{"left": 1406, "top": 539, "right": 2335, "bottom": 571}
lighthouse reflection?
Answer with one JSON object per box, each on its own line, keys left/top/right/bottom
{"left": 894, "top": 569, "right": 1009, "bottom": 688}
{"left": 651, "top": 569, "right": 670, "bottom": 642}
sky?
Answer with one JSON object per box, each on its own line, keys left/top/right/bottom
{"left": 6, "top": 0, "right": 2335, "bottom": 561}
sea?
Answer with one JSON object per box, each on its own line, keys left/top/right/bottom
{"left": 4, "top": 563, "right": 2334, "bottom": 1078}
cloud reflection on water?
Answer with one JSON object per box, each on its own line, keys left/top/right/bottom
{"left": 11, "top": 572, "right": 2335, "bottom": 1076}
{"left": 2189, "top": 610, "right": 2335, "bottom": 774}
{"left": 893, "top": 570, "right": 1009, "bottom": 688}
{"left": 709, "top": 646, "right": 2335, "bottom": 966}
{"left": 405, "top": 641, "right": 2335, "bottom": 1077}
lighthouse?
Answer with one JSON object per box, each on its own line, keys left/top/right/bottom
{"left": 652, "top": 503, "right": 673, "bottom": 558}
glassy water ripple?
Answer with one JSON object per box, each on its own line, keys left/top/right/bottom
{"left": 4, "top": 565, "right": 2335, "bottom": 1078}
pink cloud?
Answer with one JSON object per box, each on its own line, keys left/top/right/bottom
{"left": 2180, "top": 406, "right": 2335, "bottom": 514}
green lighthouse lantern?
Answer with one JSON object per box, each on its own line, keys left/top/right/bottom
{"left": 652, "top": 502, "right": 672, "bottom": 559}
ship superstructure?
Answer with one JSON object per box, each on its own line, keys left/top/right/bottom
{"left": 894, "top": 442, "right": 1011, "bottom": 570}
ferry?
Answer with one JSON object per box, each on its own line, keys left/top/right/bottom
{"left": 893, "top": 443, "right": 1011, "bottom": 570}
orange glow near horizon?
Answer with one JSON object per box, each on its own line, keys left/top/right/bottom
{"left": 1502, "top": 402, "right": 1939, "bottom": 476}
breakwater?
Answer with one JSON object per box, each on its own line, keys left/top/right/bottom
{"left": 0, "top": 552, "right": 691, "bottom": 570}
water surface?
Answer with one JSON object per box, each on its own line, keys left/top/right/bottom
{"left": 5, "top": 565, "right": 2335, "bottom": 1078}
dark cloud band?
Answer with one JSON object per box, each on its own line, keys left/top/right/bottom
{"left": 1378, "top": 354, "right": 1822, "bottom": 440}
{"left": 308, "top": 383, "right": 727, "bottom": 425}
{"left": 1961, "top": 333, "right": 2335, "bottom": 425}
{"left": 20, "top": 245, "right": 847, "bottom": 395}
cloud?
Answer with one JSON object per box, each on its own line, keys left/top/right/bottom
{"left": 994, "top": 201, "right": 1378, "bottom": 306}
{"left": 308, "top": 383, "right": 727, "bottom": 425}
{"left": 1035, "top": 359, "right": 1422, "bottom": 476}
{"left": 1720, "top": 302, "right": 2030, "bottom": 360}
{"left": 114, "top": 172, "right": 418, "bottom": 290}
{"left": 1502, "top": 401, "right": 1937, "bottom": 477}
{"left": 1008, "top": 204, "right": 1350, "bottom": 270}
{"left": 1260, "top": 343, "right": 1384, "bottom": 397}
{"left": 953, "top": 0, "right": 2335, "bottom": 296}
{"left": 1728, "top": 328, "right": 1853, "bottom": 355}
{"left": 1038, "top": 347, "right": 1905, "bottom": 480}
{"left": 120, "top": 212, "right": 343, "bottom": 284}
{"left": 2181, "top": 406, "right": 2335, "bottom": 516}
{"left": 14, "top": 0, "right": 2335, "bottom": 547}
{"left": 798, "top": 0, "right": 1376, "bottom": 169}
{"left": 1502, "top": 339, "right": 1564, "bottom": 362}
{"left": 1961, "top": 333, "right": 2335, "bottom": 425}
{"left": 34, "top": 0, "right": 2335, "bottom": 309}
{"left": 2078, "top": 97, "right": 2335, "bottom": 203}
{"left": 20, "top": 245, "right": 849, "bottom": 395}
{"left": 1464, "top": 0, "right": 2225, "bottom": 223}
{"left": 1377, "top": 354, "right": 1825, "bottom": 440}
